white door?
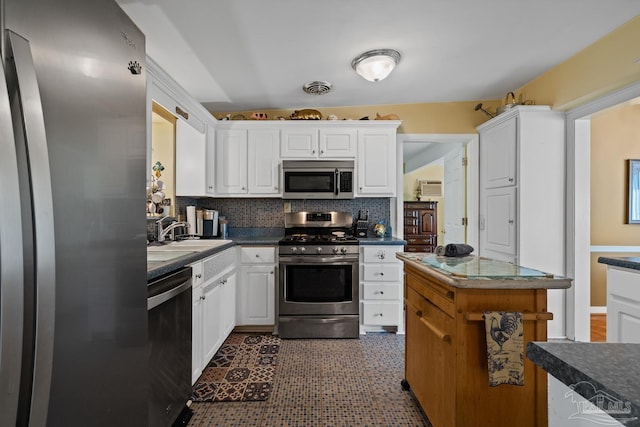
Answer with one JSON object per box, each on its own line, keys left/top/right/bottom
{"left": 483, "top": 186, "right": 517, "bottom": 259}
{"left": 443, "top": 147, "right": 466, "bottom": 244}
{"left": 202, "top": 281, "right": 222, "bottom": 365}
{"left": 239, "top": 265, "right": 275, "bottom": 325}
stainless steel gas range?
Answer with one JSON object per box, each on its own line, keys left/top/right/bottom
{"left": 278, "top": 212, "right": 359, "bottom": 339}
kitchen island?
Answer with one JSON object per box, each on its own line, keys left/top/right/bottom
{"left": 396, "top": 253, "right": 572, "bottom": 427}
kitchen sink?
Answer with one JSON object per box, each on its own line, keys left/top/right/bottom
{"left": 171, "top": 239, "right": 233, "bottom": 248}
{"left": 146, "top": 250, "right": 196, "bottom": 262}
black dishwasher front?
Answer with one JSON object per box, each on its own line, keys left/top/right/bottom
{"left": 148, "top": 267, "right": 192, "bottom": 427}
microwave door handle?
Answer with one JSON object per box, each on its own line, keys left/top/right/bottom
{"left": 335, "top": 169, "right": 339, "bottom": 196}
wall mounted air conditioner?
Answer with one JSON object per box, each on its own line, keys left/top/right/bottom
{"left": 420, "top": 180, "right": 442, "bottom": 197}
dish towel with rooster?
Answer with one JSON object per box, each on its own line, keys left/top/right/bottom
{"left": 484, "top": 311, "right": 524, "bottom": 387}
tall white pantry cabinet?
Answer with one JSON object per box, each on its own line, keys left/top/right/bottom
{"left": 477, "top": 105, "right": 566, "bottom": 337}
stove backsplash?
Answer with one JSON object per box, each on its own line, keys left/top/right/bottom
{"left": 176, "top": 197, "right": 391, "bottom": 231}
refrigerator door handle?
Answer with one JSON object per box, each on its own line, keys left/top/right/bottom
{"left": 6, "top": 30, "right": 56, "bottom": 427}
{"left": 0, "top": 49, "right": 25, "bottom": 427}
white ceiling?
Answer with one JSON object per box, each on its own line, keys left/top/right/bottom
{"left": 116, "top": 0, "right": 640, "bottom": 113}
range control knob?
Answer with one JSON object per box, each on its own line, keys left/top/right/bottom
{"left": 299, "top": 247, "right": 306, "bottom": 253}
{"left": 290, "top": 247, "right": 298, "bottom": 254}
{"left": 340, "top": 247, "right": 348, "bottom": 254}
{"left": 316, "top": 247, "right": 323, "bottom": 254}
{"left": 332, "top": 247, "right": 339, "bottom": 254}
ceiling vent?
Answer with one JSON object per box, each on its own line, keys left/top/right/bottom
{"left": 302, "top": 81, "right": 333, "bottom": 95}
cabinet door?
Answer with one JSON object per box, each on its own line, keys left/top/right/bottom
{"left": 280, "top": 128, "right": 318, "bottom": 158}
{"left": 175, "top": 119, "right": 206, "bottom": 196}
{"left": 481, "top": 117, "right": 517, "bottom": 189}
{"left": 356, "top": 129, "right": 396, "bottom": 196}
{"left": 483, "top": 186, "right": 517, "bottom": 256}
{"left": 319, "top": 128, "right": 357, "bottom": 158}
{"left": 419, "top": 209, "right": 437, "bottom": 234}
{"left": 201, "top": 281, "right": 222, "bottom": 365}
{"left": 205, "top": 123, "right": 216, "bottom": 195}
{"left": 220, "top": 273, "right": 236, "bottom": 337}
{"left": 248, "top": 129, "right": 280, "bottom": 194}
{"left": 238, "top": 265, "right": 275, "bottom": 325}
{"left": 216, "top": 129, "right": 248, "bottom": 194}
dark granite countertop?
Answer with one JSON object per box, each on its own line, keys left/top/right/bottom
{"left": 598, "top": 256, "right": 640, "bottom": 271}
{"left": 527, "top": 341, "right": 640, "bottom": 425}
{"left": 357, "top": 236, "right": 407, "bottom": 245}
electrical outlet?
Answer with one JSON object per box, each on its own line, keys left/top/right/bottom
{"left": 283, "top": 201, "right": 291, "bottom": 213}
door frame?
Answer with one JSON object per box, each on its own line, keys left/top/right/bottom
{"left": 395, "top": 134, "right": 479, "bottom": 250}
{"left": 566, "top": 80, "right": 640, "bottom": 341}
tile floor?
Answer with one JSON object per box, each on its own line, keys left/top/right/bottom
{"left": 188, "top": 333, "right": 431, "bottom": 426}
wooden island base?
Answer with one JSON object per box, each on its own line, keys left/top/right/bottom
{"left": 398, "top": 254, "right": 572, "bottom": 427}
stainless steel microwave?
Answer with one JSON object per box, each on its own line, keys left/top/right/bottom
{"left": 282, "top": 160, "right": 354, "bottom": 199}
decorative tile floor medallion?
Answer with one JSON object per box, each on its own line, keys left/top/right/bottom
{"left": 192, "top": 334, "right": 280, "bottom": 403}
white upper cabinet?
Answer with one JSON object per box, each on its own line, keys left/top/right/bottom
{"left": 482, "top": 117, "right": 517, "bottom": 189}
{"left": 280, "top": 128, "right": 319, "bottom": 158}
{"left": 215, "top": 121, "right": 399, "bottom": 198}
{"left": 281, "top": 126, "right": 358, "bottom": 158}
{"left": 216, "top": 125, "right": 281, "bottom": 197}
{"left": 319, "top": 128, "right": 357, "bottom": 157}
{"left": 356, "top": 127, "right": 397, "bottom": 196}
{"left": 216, "top": 128, "right": 248, "bottom": 194}
{"left": 175, "top": 118, "right": 207, "bottom": 196}
{"left": 248, "top": 129, "right": 281, "bottom": 195}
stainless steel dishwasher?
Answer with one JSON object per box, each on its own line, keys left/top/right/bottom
{"left": 148, "top": 267, "right": 192, "bottom": 427}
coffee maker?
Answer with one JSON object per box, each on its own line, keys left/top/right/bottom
{"left": 202, "top": 209, "right": 219, "bottom": 238}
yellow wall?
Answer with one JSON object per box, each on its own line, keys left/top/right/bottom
{"left": 590, "top": 102, "right": 640, "bottom": 306}
{"left": 151, "top": 113, "right": 176, "bottom": 216}
{"left": 403, "top": 163, "right": 445, "bottom": 243}
{"left": 518, "top": 16, "right": 640, "bottom": 111}
{"left": 213, "top": 100, "right": 502, "bottom": 134}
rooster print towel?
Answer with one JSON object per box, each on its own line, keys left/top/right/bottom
{"left": 484, "top": 311, "right": 524, "bottom": 387}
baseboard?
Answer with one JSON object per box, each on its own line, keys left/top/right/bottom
{"left": 590, "top": 306, "right": 607, "bottom": 314}
{"left": 232, "top": 325, "right": 274, "bottom": 334}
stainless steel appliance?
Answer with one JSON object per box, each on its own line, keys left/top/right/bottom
{"left": 282, "top": 160, "right": 354, "bottom": 199}
{"left": 0, "top": 1, "right": 148, "bottom": 425}
{"left": 148, "top": 268, "right": 193, "bottom": 427}
{"left": 278, "top": 212, "right": 360, "bottom": 338}
{"left": 202, "top": 209, "right": 219, "bottom": 237}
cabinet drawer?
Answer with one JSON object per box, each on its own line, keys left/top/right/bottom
{"left": 405, "top": 245, "right": 434, "bottom": 253}
{"left": 240, "top": 246, "right": 275, "bottom": 264}
{"left": 362, "top": 302, "right": 400, "bottom": 325}
{"left": 361, "top": 246, "right": 402, "bottom": 263}
{"left": 406, "top": 236, "right": 436, "bottom": 245}
{"left": 362, "top": 264, "right": 402, "bottom": 282}
{"left": 363, "top": 283, "right": 401, "bottom": 300}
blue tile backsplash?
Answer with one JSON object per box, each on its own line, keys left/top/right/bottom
{"left": 175, "top": 197, "right": 391, "bottom": 231}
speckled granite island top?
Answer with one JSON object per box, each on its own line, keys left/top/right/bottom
{"left": 527, "top": 342, "right": 640, "bottom": 425}
{"left": 396, "top": 253, "right": 572, "bottom": 289}
{"left": 598, "top": 256, "right": 640, "bottom": 271}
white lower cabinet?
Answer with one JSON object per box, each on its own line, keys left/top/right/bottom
{"left": 190, "top": 247, "right": 236, "bottom": 384}
{"left": 606, "top": 266, "right": 640, "bottom": 343}
{"left": 237, "top": 246, "right": 276, "bottom": 326}
{"left": 359, "top": 245, "right": 404, "bottom": 334}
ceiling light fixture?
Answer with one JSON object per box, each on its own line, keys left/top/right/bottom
{"left": 351, "top": 49, "right": 401, "bottom": 82}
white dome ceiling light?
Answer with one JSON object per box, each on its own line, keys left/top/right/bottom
{"left": 351, "top": 49, "right": 401, "bottom": 82}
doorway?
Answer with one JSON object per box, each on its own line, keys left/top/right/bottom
{"left": 395, "top": 134, "right": 479, "bottom": 250}
{"left": 566, "top": 81, "right": 640, "bottom": 341}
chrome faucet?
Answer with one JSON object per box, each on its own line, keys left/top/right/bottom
{"left": 156, "top": 217, "right": 189, "bottom": 242}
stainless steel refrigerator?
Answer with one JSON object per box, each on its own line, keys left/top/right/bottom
{"left": 0, "top": 0, "right": 148, "bottom": 425}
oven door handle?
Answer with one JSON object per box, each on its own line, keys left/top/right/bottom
{"left": 279, "top": 255, "right": 359, "bottom": 264}
{"left": 335, "top": 168, "right": 339, "bottom": 196}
